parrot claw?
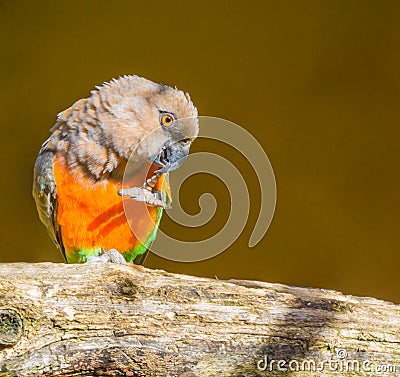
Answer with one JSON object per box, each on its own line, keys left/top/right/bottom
{"left": 153, "top": 190, "right": 172, "bottom": 209}
{"left": 86, "top": 249, "right": 127, "bottom": 265}
{"left": 118, "top": 187, "right": 170, "bottom": 209}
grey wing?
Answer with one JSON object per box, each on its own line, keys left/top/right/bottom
{"left": 32, "top": 145, "right": 65, "bottom": 260}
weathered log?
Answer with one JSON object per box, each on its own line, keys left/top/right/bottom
{"left": 0, "top": 262, "right": 399, "bottom": 376}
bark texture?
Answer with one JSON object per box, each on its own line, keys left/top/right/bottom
{"left": 0, "top": 262, "right": 399, "bottom": 376}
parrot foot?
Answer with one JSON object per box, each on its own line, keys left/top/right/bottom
{"left": 86, "top": 249, "right": 127, "bottom": 265}
{"left": 118, "top": 187, "right": 171, "bottom": 209}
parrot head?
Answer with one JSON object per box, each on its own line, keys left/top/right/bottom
{"left": 52, "top": 75, "right": 198, "bottom": 181}
{"left": 93, "top": 75, "right": 198, "bottom": 177}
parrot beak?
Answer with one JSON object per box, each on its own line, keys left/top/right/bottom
{"left": 153, "top": 140, "right": 191, "bottom": 174}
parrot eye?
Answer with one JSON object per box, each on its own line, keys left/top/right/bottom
{"left": 160, "top": 112, "right": 175, "bottom": 127}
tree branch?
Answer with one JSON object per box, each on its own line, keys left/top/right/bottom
{"left": 0, "top": 263, "right": 399, "bottom": 376}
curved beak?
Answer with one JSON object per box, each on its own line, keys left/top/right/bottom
{"left": 153, "top": 140, "right": 190, "bottom": 173}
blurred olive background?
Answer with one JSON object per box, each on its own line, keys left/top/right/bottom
{"left": 1, "top": 1, "right": 399, "bottom": 303}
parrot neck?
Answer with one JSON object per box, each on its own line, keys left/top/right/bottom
{"left": 109, "top": 159, "right": 128, "bottom": 182}
{"left": 111, "top": 159, "right": 161, "bottom": 186}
